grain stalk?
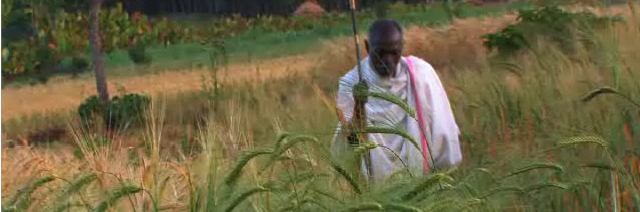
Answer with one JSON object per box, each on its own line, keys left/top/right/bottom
{"left": 3, "top": 175, "right": 56, "bottom": 211}
{"left": 219, "top": 150, "right": 272, "bottom": 201}
{"left": 93, "top": 184, "right": 142, "bottom": 212}
{"left": 582, "top": 86, "right": 640, "bottom": 108}
{"left": 52, "top": 173, "right": 97, "bottom": 210}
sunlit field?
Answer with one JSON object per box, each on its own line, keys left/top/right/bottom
{"left": 2, "top": 2, "right": 640, "bottom": 212}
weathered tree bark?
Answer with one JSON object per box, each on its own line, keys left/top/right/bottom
{"left": 90, "top": 0, "right": 109, "bottom": 103}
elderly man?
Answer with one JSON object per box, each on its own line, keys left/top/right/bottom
{"left": 331, "top": 19, "right": 462, "bottom": 182}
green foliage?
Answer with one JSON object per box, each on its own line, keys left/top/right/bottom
{"left": 1, "top": 1, "right": 528, "bottom": 83}
{"left": 373, "top": 0, "right": 391, "bottom": 19}
{"left": 78, "top": 93, "right": 150, "bottom": 130}
{"left": 127, "top": 44, "right": 152, "bottom": 65}
{"left": 70, "top": 55, "right": 90, "bottom": 76}
{"left": 77, "top": 96, "right": 103, "bottom": 128}
{"left": 442, "top": 0, "right": 467, "bottom": 22}
{"left": 93, "top": 184, "right": 142, "bottom": 212}
{"left": 2, "top": 2, "right": 215, "bottom": 83}
{"left": 483, "top": 25, "right": 528, "bottom": 56}
{"left": 483, "top": 6, "right": 622, "bottom": 56}
{"left": 2, "top": 175, "right": 57, "bottom": 212}
{"left": 53, "top": 173, "right": 98, "bottom": 205}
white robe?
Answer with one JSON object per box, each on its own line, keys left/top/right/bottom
{"left": 331, "top": 55, "right": 462, "bottom": 182}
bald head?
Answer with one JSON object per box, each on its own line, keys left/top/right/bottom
{"left": 366, "top": 19, "right": 404, "bottom": 78}
{"left": 368, "top": 19, "right": 404, "bottom": 44}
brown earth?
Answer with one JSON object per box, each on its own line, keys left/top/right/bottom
{"left": 293, "top": 0, "right": 326, "bottom": 17}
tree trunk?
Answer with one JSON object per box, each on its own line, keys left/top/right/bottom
{"left": 90, "top": 0, "right": 109, "bottom": 103}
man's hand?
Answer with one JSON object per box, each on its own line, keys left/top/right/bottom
{"left": 349, "top": 81, "right": 369, "bottom": 147}
{"left": 342, "top": 121, "right": 360, "bottom": 147}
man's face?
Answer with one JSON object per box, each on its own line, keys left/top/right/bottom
{"left": 368, "top": 29, "right": 404, "bottom": 78}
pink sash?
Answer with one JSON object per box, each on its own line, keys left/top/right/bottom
{"left": 405, "top": 56, "right": 432, "bottom": 173}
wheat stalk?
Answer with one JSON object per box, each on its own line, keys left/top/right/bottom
{"left": 5, "top": 175, "right": 57, "bottom": 211}
{"left": 367, "top": 91, "right": 416, "bottom": 118}
{"left": 364, "top": 126, "right": 423, "bottom": 156}
{"left": 222, "top": 186, "right": 270, "bottom": 212}
{"left": 402, "top": 173, "right": 455, "bottom": 200}
{"left": 53, "top": 202, "right": 90, "bottom": 212}
{"left": 52, "top": 173, "right": 97, "bottom": 210}
{"left": 498, "top": 163, "right": 564, "bottom": 180}
{"left": 582, "top": 86, "right": 640, "bottom": 108}
{"left": 328, "top": 159, "right": 362, "bottom": 195}
{"left": 382, "top": 203, "right": 424, "bottom": 212}
{"left": 559, "top": 135, "right": 608, "bottom": 147}
{"left": 523, "top": 182, "right": 569, "bottom": 193}
{"left": 93, "top": 184, "right": 142, "bottom": 212}
{"left": 220, "top": 150, "right": 272, "bottom": 201}
{"left": 341, "top": 202, "right": 383, "bottom": 212}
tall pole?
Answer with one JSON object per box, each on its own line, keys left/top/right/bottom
{"left": 348, "top": 0, "right": 373, "bottom": 181}
{"left": 349, "top": 0, "right": 364, "bottom": 81}
{"left": 90, "top": 0, "right": 109, "bottom": 103}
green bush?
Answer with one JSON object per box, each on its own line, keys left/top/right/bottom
{"left": 482, "top": 25, "right": 528, "bottom": 56}
{"left": 2, "top": 3, "right": 214, "bottom": 83}
{"left": 78, "top": 96, "right": 103, "bottom": 127}
{"left": 78, "top": 93, "right": 151, "bottom": 130}
{"left": 373, "top": 0, "right": 391, "bottom": 19}
{"left": 483, "top": 6, "right": 622, "bottom": 56}
{"left": 70, "top": 56, "right": 89, "bottom": 77}
{"left": 127, "top": 44, "right": 152, "bottom": 65}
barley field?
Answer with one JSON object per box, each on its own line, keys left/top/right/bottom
{"left": 2, "top": 3, "right": 640, "bottom": 212}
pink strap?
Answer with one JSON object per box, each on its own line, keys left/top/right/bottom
{"left": 405, "top": 56, "right": 431, "bottom": 173}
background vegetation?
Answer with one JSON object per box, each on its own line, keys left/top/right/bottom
{"left": 1, "top": 0, "right": 528, "bottom": 86}
{"left": 2, "top": 1, "right": 640, "bottom": 212}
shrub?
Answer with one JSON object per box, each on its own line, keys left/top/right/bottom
{"left": 482, "top": 6, "right": 622, "bottom": 56}
{"left": 2, "top": 3, "right": 215, "bottom": 83}
{"left": 78, "top": 93, "right": 151, "bottom": 130}
{"left": 127, "top": 44, "right": 152, "bottom": 65}
{"left": 482, "top": 25, "right": 528, "bottom": 56}
{"left": 373, "top": 0, "right": 391, "bottom": 19}
{"left": 70, "top": 56, "right": 89, "bottom": 77}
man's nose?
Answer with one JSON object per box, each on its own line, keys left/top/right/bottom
{"left": 383, "top": 55, "right": 395, "bottom": 65}
{"left": 383, "top": 61, "right": 395, "bottom": 69}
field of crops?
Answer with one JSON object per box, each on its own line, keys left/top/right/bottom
{"left": 2, "top": 1, "right": 640, "bottom": 212}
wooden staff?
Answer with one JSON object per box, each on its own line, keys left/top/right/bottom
{"left": 348, "top": 0, "right": 373, "bottom": 181}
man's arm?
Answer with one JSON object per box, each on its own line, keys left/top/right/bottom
{"left": 414, "top": 58, "right": 462, "bottom": 170}
{"left": 432, "top": 68, "right": 462, "bottom": 169}
{"left": 331, "top": 78, "right": 358, "bottom": 155}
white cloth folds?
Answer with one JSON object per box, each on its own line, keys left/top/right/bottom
{"left": 331, "top": 55, "right": 462, "bottom": 182}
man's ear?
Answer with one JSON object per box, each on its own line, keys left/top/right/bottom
{"left": 364, "top": 39, "right": 370, "bottom": 53}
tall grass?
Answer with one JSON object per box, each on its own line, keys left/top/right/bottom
{"left": 2, "top": 5, "right": 640, "bottom": 212}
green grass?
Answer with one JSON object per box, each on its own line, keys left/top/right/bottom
{"left": 99, "top": 2, "right": 531, "bottom": 77}
{"left": 0, "top": 2, "right": 531, "bottom": 85}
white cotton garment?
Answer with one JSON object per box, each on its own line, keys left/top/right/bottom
{"left": 331, "top": 55, "right": 462, "bottom": 182}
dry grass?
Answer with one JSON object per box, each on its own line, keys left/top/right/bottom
{"left": 2, "top": 5, "right": 639, "bottom": 211}
{"left": 314, "top": 14, "right": 518, "bottom": 91}
{"left": 1, "top": 54, "right": 317, "bottom": 122}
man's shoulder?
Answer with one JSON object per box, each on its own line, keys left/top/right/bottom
{"left": 338, "top": 65, "right": 360, "bottom": 87}
{"left": 406, "top": 55, "right": 443, "bottom": 86}
{"left": 406, "top": 55, "right": 434, "bottom": 71}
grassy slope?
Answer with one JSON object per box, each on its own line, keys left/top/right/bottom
{"left": 101, "top": 2, "right": 530, "bottom": 76}
{"left": 0, "top": 3, "right": 531, "bottom": 135}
